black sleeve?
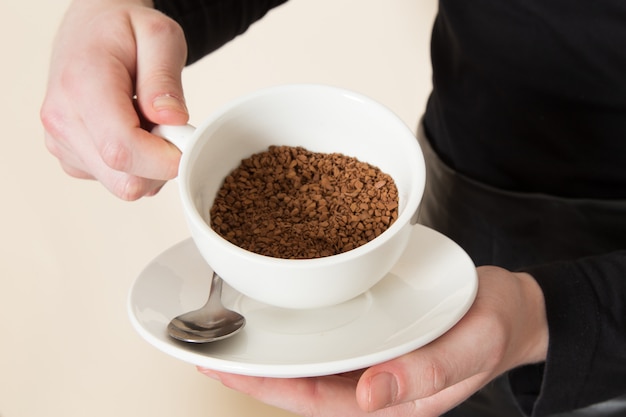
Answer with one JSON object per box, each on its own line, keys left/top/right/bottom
{"left": 510, "top": 251, "right": 626, "bottom": 416}
{"left": 153, "top": 0, "right": 289, "bottom": 65}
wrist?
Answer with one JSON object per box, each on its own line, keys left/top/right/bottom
{"left": 513, "top": 271, "right": 549, "bottom": 365}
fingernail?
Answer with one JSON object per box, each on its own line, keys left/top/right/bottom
{"left": 145, "top": 183, "right": 165, "bottom": 197}
{"left": 196, "top": 366, "right": 221, "bottom": 382}
{"left": 153, "top": 93, "right": 187, "bottom": 113}
{"left": 368, "top": 372, "right": 398, "bottom": 411}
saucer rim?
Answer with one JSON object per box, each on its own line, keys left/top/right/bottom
{"left": 127, "top": 224, "right": 477, "bottom": 378}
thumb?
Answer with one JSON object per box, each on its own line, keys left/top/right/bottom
{"left": 133, "top": 10, "right": 189, "bottom": 125}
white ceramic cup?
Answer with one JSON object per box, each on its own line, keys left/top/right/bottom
{"left": 153, "top": 84, "right": 425, "bottom": 309}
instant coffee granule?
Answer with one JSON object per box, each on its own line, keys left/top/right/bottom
{"left": 209, "top": 145, "right": 399, "bottom": 259}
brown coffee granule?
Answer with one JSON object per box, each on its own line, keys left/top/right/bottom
{"left": 209, "top": 145, "right": 399, "bottom": 259}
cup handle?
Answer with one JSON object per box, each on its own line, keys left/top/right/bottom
{"left": 151, "top": 124, "right": 196, "bottom": 153}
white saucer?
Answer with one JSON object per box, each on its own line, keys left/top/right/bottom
{"left": 128, "top": 224, "right": 477, "bottom": 378}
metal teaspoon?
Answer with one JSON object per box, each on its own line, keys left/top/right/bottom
{"left": 167, "top": 272, "right": 246, "bottom": 343}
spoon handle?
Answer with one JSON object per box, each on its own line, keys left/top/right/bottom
{"left": 204, "top": 272, "right": 224, "bottom": 313}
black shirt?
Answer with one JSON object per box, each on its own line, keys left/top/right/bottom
{"left": 426, "top": 0, "right": 626, "bottom": 199}
{"left": 153, "top": 0, "right": 288, "bottom": 64}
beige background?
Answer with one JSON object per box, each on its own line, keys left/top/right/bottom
{"left": 0, "top": 0, "right": 436, "bottom": 416}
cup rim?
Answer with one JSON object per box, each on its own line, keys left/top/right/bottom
{"left": 177, "top": 84, "right": 425, "bottom": 267}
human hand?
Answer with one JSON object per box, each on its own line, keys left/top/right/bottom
{"left": 41, "top": 0, "right": 189, "bottom": 200}
{"left": 198, "top": 266, "right": 549, "bottom": 417}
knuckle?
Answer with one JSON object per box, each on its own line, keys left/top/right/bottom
{"left": 145, "top": 12, "right": 185, "bottom": 42}
{"left": 474, "top": 305, "right": 509, "bottom": 359}
{"left": 295, "top": 379, "right": 324, "bottom": 417}
{"left": 112, "top": 175, "right": 147, "bottom": 201}
{"left": 40, "top": 100, "right": 66, "bottom": 139}
{"left": 99, "top": 138, "right": 133, "bottom": 172}
{"left": 424, "top": 360, "right": 449, "bottom": 395}
{"left": 396, "top": 358, "right": 449, "bottom": 399}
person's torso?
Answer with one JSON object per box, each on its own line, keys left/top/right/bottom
{"left": 424, "top": 0, "right": 626, "bottom": 198}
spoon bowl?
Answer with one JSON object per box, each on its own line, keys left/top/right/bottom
{"left": 168, "top": 272, "right": 245, "bottom": 343}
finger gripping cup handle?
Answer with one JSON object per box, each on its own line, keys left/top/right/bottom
{"left": 151, "top": 124, "right": 196, "bottom": 153}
